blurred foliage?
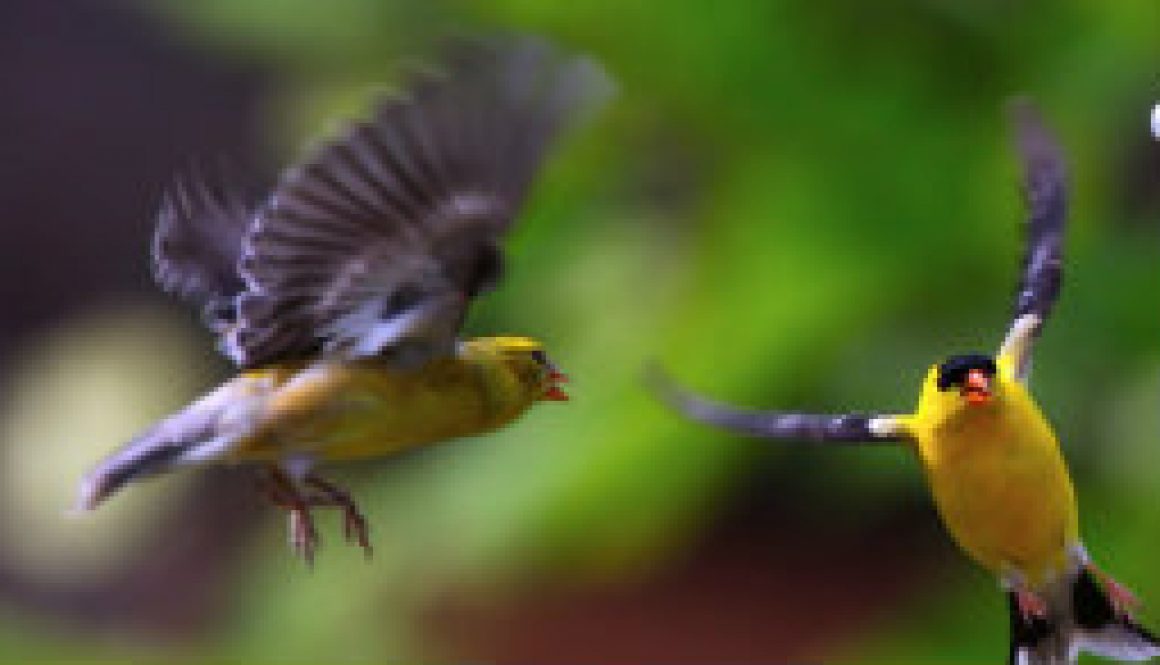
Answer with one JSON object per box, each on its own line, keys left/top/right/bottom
{"left": 3, "top": 0, "right": 1158, "bottom": 661}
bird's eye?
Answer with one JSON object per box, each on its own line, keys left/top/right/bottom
{"left": 530, "top": 349, "right": 548, "bottom": 365}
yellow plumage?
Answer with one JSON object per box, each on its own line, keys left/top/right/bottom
{"left": 227, "top": 337, "right": 551, "bottom": 462}
{"left": 902, "top": 353, "right": 1077, "bottom": 588}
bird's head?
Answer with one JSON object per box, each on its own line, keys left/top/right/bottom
{"left": 916, "top": 353, "right": 1002, "bottom": 424}
{"left": 936, "top": 354, "right": 998, "bottom": 407}
{"left": 468, "top": 336, "right": 569, "bottom": 403}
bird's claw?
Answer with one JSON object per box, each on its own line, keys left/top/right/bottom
{"left": 305, "top": 474, "right": 373, "bottom": 559}
{"left": 341, "top": 506, "right": 372, "bottom": 558}
{"left": 258, "top": 466, "right": 371, "bottom": 564}
{"left": 288, "top": 507, "right": 320, "bottom": 566}
{"left": 1015, "top": 588, "right": 1049, "bottom": 621}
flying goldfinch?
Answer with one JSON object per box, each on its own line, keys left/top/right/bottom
{"left": 76, "top": 38, "right": 608, "bottom": 564}
{"left": 653, "top": 102, "right": 1160, "bottom": 664}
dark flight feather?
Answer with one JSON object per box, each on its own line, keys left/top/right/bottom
{"left": 648, "top": 368, "right": 905, "bottom": 444}
{"left": 1009, "top": 100, "right": 1068, "bottom": 335}
{"left": 228, "top": 38, "right": 611, "bottom": 369}
{"left": 151, "top": 172, "right": 251, "bottom": 331}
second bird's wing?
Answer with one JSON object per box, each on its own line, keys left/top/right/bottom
{"left": 152, "top": 173, "right": 251, "bottom": 334}
{"left": 1000, "top": 101, "right": 1069, "bottom": 381}
{"left": 227, "top": 38, "right": 611, "bottom": 369}
{"left": 650, "top": 370, "right": 909, "bottom": 444}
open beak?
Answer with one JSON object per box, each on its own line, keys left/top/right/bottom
{"left": 543, "top": 367, "right": 569, "bottom": 402}
{"left": 962, "top": 369, "right": 992, "bottom": 405}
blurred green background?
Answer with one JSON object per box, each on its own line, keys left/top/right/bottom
{"left": 0, "top": 0, "right": 1157, "bottom": 662}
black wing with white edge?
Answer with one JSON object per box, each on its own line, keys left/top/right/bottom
{"left": 1001, "top": 100, "right": 1068, "bottom": 380}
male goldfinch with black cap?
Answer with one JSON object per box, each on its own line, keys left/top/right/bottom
{"left": 77, "top": 38, "right": 608, "bottom": 564}
{"left": 653, "top": 102, "right": 1160, "bottom": 664}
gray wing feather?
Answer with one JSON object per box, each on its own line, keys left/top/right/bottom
{"left": 1010, "top": 100, "right": 1068, "bottom": 334}
{"left": 649, "top": 369, "right": 906, "bottom": 444}
{"left": 151, "top": 173, "right": 250, "bottom": 331}
{"left": 230, "top": 38, "right": 611, "bottom": 369}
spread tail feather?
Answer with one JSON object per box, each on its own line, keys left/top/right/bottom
{"left": 75, "top": 424, "right": 192, "bottom": 510}
{"left": 1010, "top": 568, "right": 1160, "bottom": 664}
{"left": 75, "top": 386, "right": 244, "bottom": 510}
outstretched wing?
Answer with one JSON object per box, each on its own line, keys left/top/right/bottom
{"left": 649, "top": 369, "right": 908, "bottom": 444}
{"left": 227, "top": 38, "right": 612, "bottom": 369}
{"left": 1000, "top": 100, "right": 1068, "bottom": 381}
{"left": 151, "top": 173, "right": 251, "bottom": 333}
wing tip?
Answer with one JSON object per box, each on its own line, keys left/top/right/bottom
{"left": 1006, "top": 96, "right": 1068, "bottom": 183}
{"left": 151, "top": 166, "right": 251, "bottom": 306}
{"left": 642, "top": 362, "right": 701, "bottom": 414}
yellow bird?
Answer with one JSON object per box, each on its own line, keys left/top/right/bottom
{"left": 653, "top": 103, "right": 1159, "bottom": 664}
{"left": 77, "top": 38, "right": 609, "bottom": 563}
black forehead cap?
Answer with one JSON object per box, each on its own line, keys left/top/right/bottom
{"left": 937, "top": 354, "right": 997, "bottom": 391}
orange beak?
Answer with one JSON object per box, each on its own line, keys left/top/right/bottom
{"left": 963, "top": 369, "right": 992, "bottom": 405}
{"left": 543, "top": 368, "right": 569, "bottom": 402}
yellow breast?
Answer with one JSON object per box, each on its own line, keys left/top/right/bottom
{"left": 906, "top": 363, "right": 1078, "bottom": 586}
{"left": 231, "top": 354, "right": 534, "bottom": 462}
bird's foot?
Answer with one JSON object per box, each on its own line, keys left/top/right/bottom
{"left": 304, "top": 474, "right": 373, "bottom": 559}
{"left": 1015, "top": 588, "right": 1049, "bottom": 621}
{"left": 1089, "top": 564, "right": 1140, "bottom": 617}
{"left": 258, "top": 467, "right": 322, "bottom": 565}
{"left": 287, "top": 506, "right": 321, "bottom": 566}
{"left": 257, "top": 466, "right": 373, "bottom": 563}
